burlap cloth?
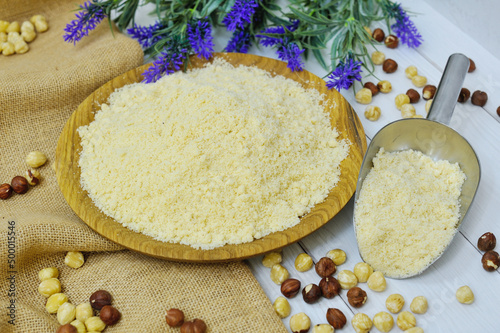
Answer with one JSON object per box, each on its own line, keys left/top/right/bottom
{"left": 0, "top": 1, "right": 286, "bottom": 332}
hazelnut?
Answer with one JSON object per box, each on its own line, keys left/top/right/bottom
{"left": 326, "top": 308, "right": 346, "bottom": 329}
{"left": 364, "top": 105, "right": 381, "bottom": 121}
{"left": 401, "top": 104, "right": 417, "bottom": 118}
{"left": 100, "top": 305, "right": 121, "bottom": 325}
{"left": 302, "top": 283, "right": 321, "bottom": 304}
{"left": 410, "top": 296, "right": 428, "bottom": 314}
{"left": 406, "top": 89, "right": 420, "bottom": 103}
{"left": 367, "top": 271, "right": 386, "bottom": 291}
{"left": 382, "top": 59, "right": 398, "bottom": 73}
{"left": 412, "top": 75, "right": 428, "bottom": 88}
{"left": 373, "top": 311, "right": 394, "bottom": 333}
{"left": 497, "top": 106, "right": 500, "bottom": 117}
{"left": 386, "top": 294, "right": 405, "bottom": 314}
{"left": 311, "top": 324, "right": 334, "bottom": 333}
{"left": 355, "top": 88, "right": 373, "bottom": 104}
{"left": 477, "top": 232, "right": 496, "bottom": 251}
{"left": 26, "top": 150, "right": 47, "bottom": 168}
{"left": 166, "top": 308, "right": 185, "bottom": 327}
{"left": 39, "top": 267, "right": 59, "bottom": 281}
{"left": 395, "top": 93, "right": 411, "bottom": 110}
{"left": 85, "top": 316, "right": 106, "bottom": 332}
{"left": 384, "top": 34, "right": 399, "bottom": 48}
{"left": 405, "top": 65, "right": 418, "bottom": 79}
{"left": 347, "top": 287, "right": 367, "bottom": 308}
{"left": 11, "top": 176, "right": 29, "bottom": 194}
{"left": 0, "top": 183, "right": 13, "bottom": 200}
{"left": 46, "top": 293, "right": 69, "bottom": 314}
{"left": 363, "top": 82, "right": 379, "bottom": 96}
{"left": 76, "top": 302, "right": 93, "bottom": 323}
{"left": 315, "top": 257, "right": 336, "bottom": 277}
{"left": 471, "top": 90, "right": 488, "bottom": 106}
{"left": 57, "top": 302, "right": 76, "bottom": 325}
{"left": 363, "top": 26, "right": 372, "bottom": 36}
{"left": 319, "top": 276, "right": 341, "bottom": 298}
{"left": 273, "top": 296, "right": 291, "bottom": 318}
{"left": 270, "top": 264, "right": 289, "bottom": 284}
{"left": 372, "top": 28, "right": 385, "bottom": 42}
{"left": 377, "top": 80, "right": 392, "bottom": 93}
{"left": 371, "top": 51, "right": 386, "bottom": 65}
{"left": 337, "top": 270, "right": 357, "bottom": 289}
{"left": 468, "top": 58, "right": 476, "bottom": 72}
{"left": 456, "top": 285, "right": 474, "bottom": 304}
{"left": 290, "top": 312, "right": 311, "bottom": 333}
{"left": 89, "top": 290, "right": 112, "bottom": 310}
{"left": 482, "top": 250, "right": 499, "bottom": 271}
{"left": 295, "top": 253, "right": 313, "bottom": 272}
{"left": 262, "top": 251, "right": 282, "bottom": 268}
{"left": 281, "top": 278, "right": 301, "bottom": 298}
{"left": 397, "top": 311, "right": 416, "bottom": 330}
{"left": 457, "top": 88, "right": 471, "bottom": 103}
{"left": 65, "top": 251, "right": 85, "bottom": 269}
{"left": 25, "top": 168, "right": 41, "bottom": 186}
{"left": 405, "top": 328, "right": 424, "bottom": 333}
{"left": 422, "top": 85, "right": 437, "bottom": 100}
{"left": 39, "top": 278, "right": 61, "bottom": 297}
{"left": 425, "top": 99, "right": 433, "bottom": 114}
{"left": 353, "top": 262, "right": 373, "bottom": 283}
{"left": 69, "top": 320, "right": 86, "bottom": 333}
{"left": 351, "top": 313, "right": 373, "bottom": 333}
{"left": 56, "top": 324, "right": 77, "bottom": 333}
{"left": 325, "top": 249, "right": 346, "bottom": 265}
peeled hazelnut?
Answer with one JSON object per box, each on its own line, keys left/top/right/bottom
{"left": 166, "top": 308, "right": 185, "bottom": 327}
{"left": 85, "top": 316, "right": 106, "bottom": 332}
{"left": 363, "top": 26, "right": 372, "bottom": 36}
{"left": 364, "top": 105, "right": 381, "bottom": 121}
{"left": 11, "top": 176, "right": 29, "bottom": 194}
{"left": 39, "top": 278, "right": 61, "bottom": 297}
{"left": 347, "top": 287, "right": 367, "bottom": 308}
{"left": 367, "top": 271, "right": 386, "bottom": 291}
{"left": 69, "top": 320, "right": 86, "bottom": 333}
{"left": 281, "top": 278, "right": 301, "bottom": 298}
{"left": 302, "top": 283, "right": 321, "bottom": 304}
{"left": 26, "top": 150, "right": 47, "bottom": 168}
{"left": 363, "top": 82, "right": 379, "bottom": 96}
{"left": 397, "top": 311, "right": 416, "bottom": 330}
{"left": 65, "top": 251, "right": 85, "bottom": 269}
{"left": 325, "top": 249, "right": 346, "bottom": 265}
{"left": 295, "top": 253, "right": 313, "bottom": 272}
{"left": 377, "top": 80, "right": 392, "bottom": 93}
{"left": 315, "top": 257, "right": 336, "bottom": 277}
{"left": 482, "top": 250, "right": 499, "bottom": 271}
{"left": 89, "top": 290, "right": 112, "bottom": 310}
{"left": 372, "top": 28, "right": 385, "bottom": 42}
{"left": 319, "top": 276, "right": 341, "bottom": 298}
{"left": 410, "top": 296, "right": 428, "bottom": 314}
{"left": 471, "top": 90, "right": 488, "bottom": 106}
{"left": 395, "top": 93, "right": 411, "bottom": 110}
{"left": 57, "top": 302, "right": 76, "bottom": 325}
{"left": 405, "top": 328, "right": 424, "bottom": 333}
{"left": 382, "top": 59, "right": 398, "bottom": 73}
{"left": 76, "top": 302, "right": 93, "bottom": 323}
{"left": 406, "top": 89, "right": 420, "bottom": 103}
{"left": 457, "top": 88, "right": 471, "bottom": 103}
{"left": 355, "top": 88, "right": 373, "bottom": 104}
{"left": 0, "top": 183, "right": 13, "bottom": 200}
{"left": 337, "top": 270, "right": 358, "bottom": 289}
{"left": 478, "top": 232, "right": 496, "bottom": 251}
{"left": 425, "top": 99, "right": 433, "bottom": 114}
{"left": 290, "top": 312, "right": 311, "bottom": 333}
{"left": 468, "top": 58, "right": 476, "bottom": 72}
{"left": 25, "top": 168, "right": 40, "bottom": 186}
{"left": 353, "top": 262, "right": 373, "bottom": 283}
{"left": 412, "top": 75, "right": 428, "bottom": 88}
{"left": 262, "top": 251, "right": 282, "bottom": 268}
{"left": 56, "top": 324, "right": 77, "bottom": 333}
{"left": 46, "top": 293, "right": 69, "bottom": 314}
{"left": 273, "top": 296, "right": 291, "bottom": 318}
{"left": 405, "top": 65, "right": 418, "bottom": 79}
{"left": 371, "top": 51, "right": 386, "bottom": 65}
{"left": 270, "top": 264, "right": 289, "bottom": 284}
{"left": 456, "top": 285, "right": 474, "bottom": 304}
{"left": 326, "top": 308, "right": 346, "bottom": 329}
{"left": 401, "top": 104, "right": 417, "bottom": 118}
{"left": 386, "top": 294, "right": 405, "bottom": 314}
{"left": 422, "top": 85, "right": 437, "bottom": 100}
{"left": 99, "top": 305, "right": 121, "bottom": 325}
{"left": 311, "top": 324, "right": 334, "bottom": 333}
{"left": 384, "top": 34, "right": 398, "bottom": 48}
{"left": 351, "top": 313, "right": 373, "bottom": 333}
{"left": 39, "top": 267, "right": 59, "bottom": 281}
{"left": 373, "top": 311, "right": 394, "bottom": 333}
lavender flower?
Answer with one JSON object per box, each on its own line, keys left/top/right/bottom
{"left": 256, "top": 20, "right": 299, "bottom": 47}
{"left": 326, "top": 57, "right": 363, "bottom": 91}
{"left": 142, "top": 48, "right": 187, "bottom": 84}
{"left": 127, "top": 22, "right": 165, "bottom": 49}
{"left": 389, "top": 3, "right": 423, "bottom": 48}
{"left": 276, "top": 40, "right": 304, "bottom": 72}
{"left": 187, "top": 20, "right": 215, "bottom": 59}
{"left": 222, "top": 0, "right": 258, "bottom": 31}
{"left": 63, "top": 1, "right": 106, "bottom": 44}
{"left": 225, "top": 29, "right": 252, "bottom": 53}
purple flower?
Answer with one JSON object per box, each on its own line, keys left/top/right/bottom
{"left": 187, "top": 20, "right": 215, "bottom": 59}
{"left": 127, "top": 22, "right": 165, "bottom": 49}
{"left": 142, "top": 49, "right": 187, "bottom": 84}
{"left": 225, "top": 29, "right": 252, "bottom": 53}
{"left": 276, "top": 40, "right": 304, "bottom": 72}
{"left": 222, "top": 0, "right": 258, "bottom": 31}
{"left": 256, "top": 20, "right": 299, "bottom": 47}
{"left": 326, "top": 57, "right": 363, "bottom": 91}
{"left": 389, "top": 3, "right": 423, "bottom": 48}
{"left": 63, "top": 1, "right": 106, "bottom": 44}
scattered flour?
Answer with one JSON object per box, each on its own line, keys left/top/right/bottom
{"left": 78, "top": 58, "right": 349, "bottom": 249}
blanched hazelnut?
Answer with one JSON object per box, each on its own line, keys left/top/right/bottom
{"left": 262, "top": 252, "right": 282, "bottom": 268}
{"left": 0, "top": 20, "right": 10, "bottom": 33}
{"left": 295, "top": 253, "right": 313, "bottom": 272}
{"left": 425, "top": 99, "right": 433, "bottom": 113}
{"left": 478, "top": 232, "right": 496, "bottom": 251}
{"left": 373, "top": 311, "right": 394, "bottom": 333}
{"left": 382, "top": 59, "right": 398, "bottom": 73}
{"left": 1, "top": 41, "right": 15, "bottom": 55}
{"left": 57, "top": 302, "right": 76, "bottom": 325}
{"left": 456, "top": 285, "right": 474, "bottom": 304}
{"left": 367, "top": 271, "right": 386, "bottom": 291}
{"left": 406, "top": 89, "right": 420, "bottom": 103}
{"left": 65, "top": 251, "right": 85, "bottom": 268}
{"left": 6, "top": 21, "right": 20, "bottom": 33}
{"left": 422, "top": 85, "right": 436, "bottom": 100}
{"left": 351, "top": 313, "right": 373, "bottom": 333}
{"left": 410, "top": 296, "right": 428, "bottom": 314}
{"left": 69, "top": 320, "right": 86, "bottom": 333}
{"left": 401, "top": 104, "right": 417, "bottom": 118}
{"left": 46, "top": 293, "right": 69, "bottom": 314}
{"left": 75, "top": 302, "right": 93, "bottom": 323}
{"left": 364, "top": 105, "right": 381, "bottom": 121}
{"left": 337, "top": 270, "right": 358, "bottom": 289}
{"left": 302, "top": 283, "right": 321, "bottom": 304}
{"left": 99, "top": 305, "right": 121, "bottom": 325}
{"left": 26, "top": 151, "right": 47, "bottom": 168}
{"left": 386, "top": 294, "right": 405, "bottom": 314}
{"left": 355, "top": 88, "right": 372, "bottom": 104}
{"left": 353, "top": 262, "right": 373, "bottom": 282}
{"left": 395, "top": 93, "right": 410, "bottom": 110}
{"left": 371, "top": 51, "right": 386, "bottom": 65}
{"left": 482, "top": 250, "right": 499, "bottom": 271}
{"left": 364, "top": 82, "right": 379, "bottom": 96}
{"left": 89, "top": 290, "right": 112, "bottom": 310}
{"left": 319, "top": 276, "right": 341, "bottom": 298}
{"left": 363, "top": 26, "right": 372, "bottom": 36}
{"left": 412, "top": 75, "right": 427, "bottom": 88}
{"left": 372, "top": 28, "right": 385, "bottom": 42}
{"left": 326, "top": 308, "right": 346, "bottom": 329}
{"left": 14, "top": 39, "right": 29, "bottom": 53}
{"left": 405, "top": 327, "right": 424, "bottom": 333}
{"left": 85, "top": 316, "right": 106, "bottom": 332}
{"left": 39, "top": 278, "right": 61, "bottom": 297}
{"left": 384, "top": 34, "right": 399, "bottom": 48}
{"left": 326, "top": 249, "right": 346, "bottom": 265}
{"left": 273, "top": 296, "right": 291, "bottom": 318}
{"left": 347, "top": 287, "right": 367, "bottom": 307}
{"left": 281, "top": 278, "right": 301, "bottom": 298}
{"left": 312, "top": 324, "right": 334, "bottom": 333}
{"left": 290, "top": 312, "right": 311, "bottom": 333}
{"left": 405, "top": 65, "right": 418, "bottom": 79}
{"left": 315, "top": 257, "right": 336, "bottom": 277}
{"left": 39, "top": 267, "right": 59, "bottom": 281}
{"left": 270, "top": 264, "right": 289, "bottom": 284}
{"left": 26, "top": 168, "right": 41, "bottom": 186}
{"left": 377, "top": 80, "right": 392, "bottom": 93}
{"left": 397, "top": 311, "right": 416, "bottom": 330}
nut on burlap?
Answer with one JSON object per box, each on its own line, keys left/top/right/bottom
{"left": 0, "top": 1, "right": 286, "bottom": 332}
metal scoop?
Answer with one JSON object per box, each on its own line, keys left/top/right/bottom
{"left": 353, "top": 53, "right": 481, "bottom": 278}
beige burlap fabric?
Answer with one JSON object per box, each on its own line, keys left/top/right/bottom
{"left": 0, "top": 1, "right": 286, "bottom": 332}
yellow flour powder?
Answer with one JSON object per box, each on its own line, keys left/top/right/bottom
{"left": 354, "top": 148, "right": 466, "bottom": 278}
{"left": 78, "top": 59, "right": 349, "bottom": 249}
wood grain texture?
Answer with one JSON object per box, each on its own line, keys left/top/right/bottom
{"left": 55, "top": 53, "right": 367, "bottom": 262}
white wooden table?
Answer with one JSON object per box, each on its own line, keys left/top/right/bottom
{"left": 135, "top": 1, "right": 500, "bottom": 331}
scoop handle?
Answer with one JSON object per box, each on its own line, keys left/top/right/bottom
{"left": 427, "top": 53, "right": 470, "bottom": 125}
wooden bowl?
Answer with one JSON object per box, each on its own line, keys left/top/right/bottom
{"left": 55, "top": 53, "right": 367, "bottom": 262}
